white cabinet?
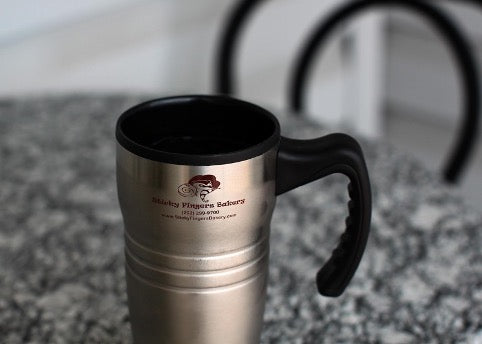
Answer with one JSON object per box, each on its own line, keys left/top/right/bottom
{"left": 385, "top": 2, "right": 482, "bottom": 127}
{"left": 385, "top": 2, "right": 482, "bottom": 209}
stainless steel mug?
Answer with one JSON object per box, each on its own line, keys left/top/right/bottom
{"left": 116, "top": 95, "right": 371, "bottom": 344}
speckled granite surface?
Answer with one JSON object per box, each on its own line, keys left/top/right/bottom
{"left": 1, "top": 95, "right": 481, "bottom": 343}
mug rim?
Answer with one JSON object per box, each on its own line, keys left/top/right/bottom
{"left": 116, "top": 95, "right": 281, "bottom": 166}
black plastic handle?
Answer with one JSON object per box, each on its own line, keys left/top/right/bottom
{"left": 276, "top": 133, "right": 371, "bottom": 297}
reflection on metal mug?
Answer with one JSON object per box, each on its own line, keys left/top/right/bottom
{"left": 116, "top": 95, "right": 371, "bottom": 344}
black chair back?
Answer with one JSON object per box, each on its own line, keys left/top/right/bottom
{"left": 215, "top": 0, "right": 480, "bottom": 183}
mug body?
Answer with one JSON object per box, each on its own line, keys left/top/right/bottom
{"left": 116, "top": 96, "right": 281, "bottom": 343}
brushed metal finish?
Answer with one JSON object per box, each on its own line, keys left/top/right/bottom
{"left": 126, "top": 264, "right": 267, "bottom": 344}
{"left": 117, "top": 144, "right": 277, "bottom": 343}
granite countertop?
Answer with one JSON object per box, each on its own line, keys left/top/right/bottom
{"left": 1, "top": 95, "right": 481, "bottom": 343}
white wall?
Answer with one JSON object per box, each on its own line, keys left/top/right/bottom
{"left": 0, "top": 0, "right": 384, "bottom": 136}
{"left": 0, "top": 0, "right": 228, "bottom": 95}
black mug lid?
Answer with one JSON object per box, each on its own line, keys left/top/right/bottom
{"left": 116, "top": 95, "right": 281, "bottom": 165}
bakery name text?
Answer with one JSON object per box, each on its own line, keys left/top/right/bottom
{"left": 152, "top": 197, "right": 245, "bottom": 209}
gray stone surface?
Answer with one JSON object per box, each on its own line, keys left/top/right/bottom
{"left": 1, "top": 95, "right": 481, "bottom": 343}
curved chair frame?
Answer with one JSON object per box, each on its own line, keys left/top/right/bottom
{"left": 215, "top": 0, "right": 480, "bottom": 183}
{"left": 290, "top": 0, "right": 480, "bottom": 183}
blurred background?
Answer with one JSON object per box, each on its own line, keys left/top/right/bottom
{"left": 1, "top": 0, "right": 481, "bottom": 209}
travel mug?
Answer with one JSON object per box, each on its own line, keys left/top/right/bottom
{"left": 116, "top": 95, "right": 371, "bottom": 344}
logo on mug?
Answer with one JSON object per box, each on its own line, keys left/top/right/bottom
{"left": 178, "top": 175, "right": 221, "bottom": 203}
